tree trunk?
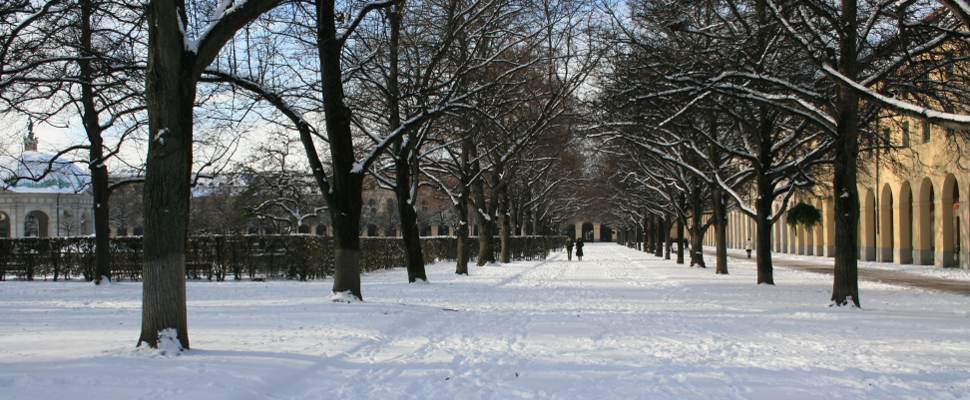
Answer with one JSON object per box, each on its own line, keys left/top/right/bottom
{"left": 318, "top": 0, "right": 362, "bottom": 299}
{"left": 643, "top": 214, "right": 652, "bottom": 253}
{"left": 455, "top": 137, "right": 472, "bottom": 275}
{"left": 79, "top": 0, "right": 111, "bottom": 284}
{"left": 455, "top": 201, "right": 469, "bottom": 274}
{"left": 675, "top": 218, "right": 685, "bottom": 264}
{"left": 386, "top": 1, "right": 426, "bottom": 283}
{"left": 477, "top": 218, "right": 495, "bottom": 265}
{"left": 831, "top": 0, "right": 861, "bottom": 307}
{"left": 139, "top": 1, "right": 193, "bottom": 349}
{"left": 395, "top": 169, "right": 426, "bottom": 282}
{"left": 688, "top": 186, "right": 705, "bottom": 267}
{"left": 713, "top": 189, "right": 729, "bottom": 275}
{"left": 664, "top": 218, "right": 672, "bottom": 260}
{"left": 499, "top": 190, "right": 511, "bottom": 263}
{"left": 755, "top": 185, "right": 774, "bottom": 284}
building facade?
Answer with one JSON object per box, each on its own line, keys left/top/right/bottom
{"left": 707, "top": 119, "right": 969, "bottom": 269}
{"left": 0, "top": 130, "right": 93, "bottom": 238}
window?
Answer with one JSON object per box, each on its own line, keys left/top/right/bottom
{"left": 922, "top": 120, "right": 931, "bottom": 144}
{"left": 901, "top": 121, "right": 910, "bottom": 147}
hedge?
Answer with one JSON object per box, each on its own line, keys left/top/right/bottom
{"left": 0, "top": 235, "right": 566, "bottom": 281}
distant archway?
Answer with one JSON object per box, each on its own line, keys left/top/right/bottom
{"left": 438, "top": 225, "right": 450, "bottom": 236}
{"left": 24, "top": 210, "right": 49, "bottom": 238}
{"left": 581, "top": 222, "right": 594, "bottom": 241}
{"left": 917, "top": 177, "right": 935, "bottom": 265}
{"left": 878, "top": 184, "right": 894, "bottom": 263}
{"left": 898, "top": 182, "right": 913, "bottom": 264}
{"left": 0, "top": 212, "right": 9, "bottom": 238}
{"left": 941, "top": 175, "right": 960, "bottom": 267}
{"left": 601, "top": 225, "right": 613, "bottom": 242}
{"left": 861, "top": 189, "right": 876, "bottom": 261}
{"left": 298, "top": 225, "right": 310, "bottom": 234}
{"left": 366, "top": 224, "right": 379, "bottom": 237}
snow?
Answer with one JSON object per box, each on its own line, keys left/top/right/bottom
{"left": 2, "top": 244, "right": 970, "bottom": 399}
{"left": 729, "top": 247, "right": 970, "bottom": 282}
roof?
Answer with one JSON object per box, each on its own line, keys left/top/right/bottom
{"left": 1, "top": 151, "right": 90, "bottom": 194}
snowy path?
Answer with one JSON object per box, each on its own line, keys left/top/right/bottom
{"left": 2, "top": 243, "right": 970, "bottom": 399}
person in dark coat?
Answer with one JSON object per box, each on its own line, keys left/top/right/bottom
{"left": 575, "top": 238, "right": 585, "bottom": 261}
{"left": 566, "top": 239, "right": 574, "bottom": 261}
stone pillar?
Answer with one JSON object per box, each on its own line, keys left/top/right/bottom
{"left": 575, "top": 222, "right": 582, "bottom": 240}
{"left": 593, "top": 223, "right": 602, "bottom": 242}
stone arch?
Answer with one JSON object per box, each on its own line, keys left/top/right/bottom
{"left": 297, "top": 225, "right": 310, "bottom": 234}
{"left": 581, "top": 222, "right": 594, "bottom": 241}
{"left": 916, "top": 177, "right": 935, "bottom": 265}
{"left": 601, "top": 225, "right": 614, "bottom": 242}
{"left": 773, "top": 209, "right": 782, "bottom": 253}
{"left": 860, "top": 189, "right": 876, "bottom": 261}
{"left": 0, "top": 212, "right": 9, "bottom": 238}
{"left": 897, "top": 182, "right": 914, "bottom": 264}
{"left": 24, "top": 210, "right": 49, "bottom": 238}
{"left": 940, "top": 174, "right": 960, "bottom": 267}
{"left": 814, "top": 199, "right": 825, "bottom": 256}
{"left": 877, "top": 184, "right": 894, "bottom": 262}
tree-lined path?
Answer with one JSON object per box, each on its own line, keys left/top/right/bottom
{"left": 3, "top": 243, "right": 970, "bottom": 399}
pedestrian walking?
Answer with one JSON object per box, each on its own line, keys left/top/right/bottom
{"left": 745, "top": 238, "right": 753, "bottom": 259}
{"left": 575, "top": 238, "right": 585, "bottom": 261}
{"left": 566, "top": 239, "right": 574, "bottom": 261}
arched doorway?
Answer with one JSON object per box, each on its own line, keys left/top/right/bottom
{"left": 814, "top": 200, "right": 825, "bottom": 255}
{"left": 898, "top": 182, "right": 913, "bottom": 264}
{"left": 581, "top": 222, "right": 594, "bottom": 241}
{"left": 917, "top": 177, "right": 935, "bottom": 265}
{"left": 878, "top": 184, "right": 894, "bottom": 263}
{"left": 601, "top": 225, "right": 614, "bottom": 242}
{"left": 941, "top": 175, "right": 959, "bottom": 267}
{"left": 24, "top": 210, "right": 49, "bottom": 238}
{"left": 0, "top": 212, "right": 9, "bottom": 238}
{"left": 862, "top": 189, "right": 876, "bottom": 261}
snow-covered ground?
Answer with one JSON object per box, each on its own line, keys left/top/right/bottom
{"left": 2, "top": 243, "right": 970, "bottom": 400}
{"left": 719, "top": 247, "right": 970, "bottom": 282}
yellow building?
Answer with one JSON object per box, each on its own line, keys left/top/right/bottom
{"left": 708, "top": 119, "right": 969, "bottom": 270}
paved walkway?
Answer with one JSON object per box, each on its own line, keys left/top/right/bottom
{"left": 704, "top": 249, "right": 970, "bottom": 296}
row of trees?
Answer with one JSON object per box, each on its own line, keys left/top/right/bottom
{"left": 594, "top": 0, "right": 970, "bottom": 307}
{"left": 2, "top": 0, "right": 601, "bottom": 350}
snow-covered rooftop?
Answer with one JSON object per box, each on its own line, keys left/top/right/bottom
{"left": 0, "top": 151, "right": 90, "bottom": 194}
